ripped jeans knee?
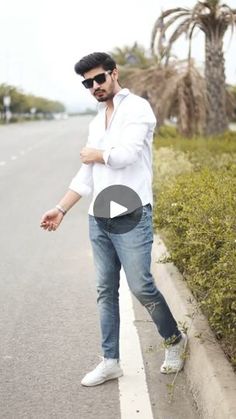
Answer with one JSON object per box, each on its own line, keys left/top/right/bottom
{"left": 145, "top": 300, "right": 161, "bottom": 315}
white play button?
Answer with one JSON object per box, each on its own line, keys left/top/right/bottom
{"left": 110, "top": 201, "right": 128, "bottom": 218}
{"left": 93, "top": 185, "right": 143, "bottom": 233}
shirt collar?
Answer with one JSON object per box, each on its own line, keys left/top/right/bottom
{"left": 98, "top": 88, "right": 130, "bottom": 112}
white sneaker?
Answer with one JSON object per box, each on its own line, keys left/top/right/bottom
{"left": 160, "top": 333, "right": 188, "bottom": 374}
{"left": 81, "top": 358, "right": 123, "bottom": 387}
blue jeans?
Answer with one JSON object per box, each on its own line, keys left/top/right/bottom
{"left": 89, "top": 204, "right": 181, "bottom": 359}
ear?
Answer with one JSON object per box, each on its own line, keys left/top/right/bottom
{"left": 112, "top": 68, "right": 119, "bottom": 80}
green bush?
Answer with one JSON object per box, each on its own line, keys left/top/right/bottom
{"left": 153, "top": 166, "right": 236, "bottom": 367}
{"left": 154, "top": 125, "right": 236, "bottom": 155}
{"left": 155, "top": 125, "right": 182, "bottom": 140}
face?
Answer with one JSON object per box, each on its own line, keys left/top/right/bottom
{"left": 83, "top": 66, "right": 119, "bottom": 102}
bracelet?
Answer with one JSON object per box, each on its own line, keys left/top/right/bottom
{"left": 56, "top": 204, "right": 67, "bottom": 216}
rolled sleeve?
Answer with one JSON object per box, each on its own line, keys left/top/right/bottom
{"left": 103, "top": 101, "right": 156, "bottom": 170}
{"left": 69, "top": 163, "right": 93, "bottom": 197}
{"left": 104, "top": 123, "right": 150, "bottom": 169}
{"left": 102, "top": 147, "right": 113, "bottom": 165}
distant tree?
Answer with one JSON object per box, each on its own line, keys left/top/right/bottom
{"left": 111, "top": 42, "right": 156, "bottom": 69}
{"left": 0, "top": 83, "right": 65, "bottom": 118}
{"left": 0, "top": 84, "right": 29, "bottom": 114}
{"left": 151, "top": 0, "right": 236, "bottom": 135}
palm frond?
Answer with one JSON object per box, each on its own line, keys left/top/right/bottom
{"left": 119, "top": 61, "right": 208, "bottom": 136}
{"left": 155, "top": 12, "right": 192, "bottom": 57}
{"left": 151, "top": 8, "right": 190, "bottom": 54}
{"left": 163, "top": 18, "right": 193, "bottom": 65}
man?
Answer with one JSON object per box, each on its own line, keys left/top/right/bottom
{"left": 40, "top": 52, "right": 187, "bottom": 387}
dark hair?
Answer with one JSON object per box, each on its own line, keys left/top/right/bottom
{"left": 74, "top": 52, "right": 117, "bottom": 76}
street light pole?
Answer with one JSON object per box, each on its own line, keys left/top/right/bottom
{"left": 3, "top": 95, "right": 11, "bottom": 123}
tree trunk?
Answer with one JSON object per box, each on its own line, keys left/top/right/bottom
{"left": 205, "top": 37, "right": 228, "bottom": 136}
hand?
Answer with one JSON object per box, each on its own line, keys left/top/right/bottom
{"left": 80, "top": 147, "right": 104, "bottom": 164}
{"left": 40, "top": 208, "right": 64, "bottom": 232}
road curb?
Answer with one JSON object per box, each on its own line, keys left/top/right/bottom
{"left": 152, "top": 234, "right": 236, "bottom": 419}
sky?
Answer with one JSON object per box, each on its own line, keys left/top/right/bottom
{"left": 0, "top": 0, "right": 236, "bottom": 112}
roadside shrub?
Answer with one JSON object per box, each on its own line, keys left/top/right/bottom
{"left": 155, "top": 125, "right": 181, "bottom": 140}
{"left": 153, "top": 166, "right": 236, "bottom": 368}
{"left": 154, "top": 126, "right": 236, "bottom": 155}
{"left": 153, "top": 147, "right": 193, "bottom": 191}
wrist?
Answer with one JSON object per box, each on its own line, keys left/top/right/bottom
{"left": 96, "top": 150, "right": 105, "bottom": 163}
{"left": 56, "top": 204, "right": 67, "bottom": 216}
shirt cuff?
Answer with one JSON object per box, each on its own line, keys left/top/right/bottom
{"left": 102, "top": 147, "right": 114, "bottom": 166}
{"left": 69, "top": 180, "right": 92, "bottom": 197}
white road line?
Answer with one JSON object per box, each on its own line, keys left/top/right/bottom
{"left": 0, "top": 150, "right": 27, "bottom": 166}
{"left": 119, "top": 270, "right": 154, "bottom": 419}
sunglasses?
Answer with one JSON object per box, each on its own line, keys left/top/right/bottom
{"left": 82, "top": 70, "right": 113, "bottom": 89}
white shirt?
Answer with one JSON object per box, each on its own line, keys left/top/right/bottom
{"left": 69, "top": 88, "right": 157, "bottom": 215}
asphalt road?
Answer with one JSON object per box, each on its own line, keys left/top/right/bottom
{"left": 0, "top": 117, "right": 198, "bottom": 419}
{"left": 0, "top": 117, "right": 122, "bottom": 419}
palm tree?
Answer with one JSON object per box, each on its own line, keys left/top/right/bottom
{"left": 151, "top": 0, "right": 236, "bottom": 136}
{"left": 111, "top": 42, "right": 156, "bottom": 69}
{"left": 119, "top": 61, "right": 208, "bottom": 137}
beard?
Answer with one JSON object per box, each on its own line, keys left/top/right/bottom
{"left": 94, "top": 89, "right": 115, "bottom": 102}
